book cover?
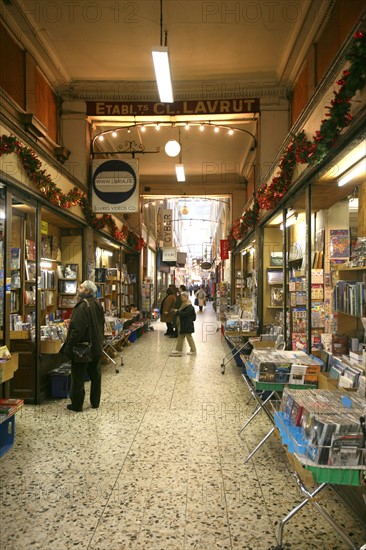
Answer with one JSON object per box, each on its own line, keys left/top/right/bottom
{"left": 258, "top": 362, "right": 276, "bottom": 382}
{"left": 275, "top": 366, "right": 291, "bottom": 383}
{"left": 283, "top": 395, "right": 294, "bottom": 421}
{"left": 330, "top": 229, "right": 350, "bottom": 261}
{"left": 304, "top": 365, "right": 321, "bottom": 384}
{"left": 328, "top": 433, "right": 363, "bottom": 466}
{"left": 10, "top": 248, "right": 20, "bottom": 269}
{"left": 25, "top": 260, "right": 37, "bottom": 281}
{"left": 290, "top": 402, "right": 303, "bottom": 426}
{"left": 64, "top": 264, "right": 78, "bottom": 279}
{"left": 289, "top": 364, "right": 308, "bottom": 385}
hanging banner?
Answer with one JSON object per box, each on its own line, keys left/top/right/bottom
{"left": 162, "top": 209, "right": 173, "bottom": 247}
{"left": 91, "top": 159, "right": 139, "bottom": 213}
{"left": 220, "top": 239, "right": 229, "bottom": 260}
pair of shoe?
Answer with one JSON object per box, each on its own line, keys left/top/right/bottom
{"left": 169, "top": 351, "right": 183, "bottom": 357}
{"left": 187, "top": 351, "right": 197, "bottom": 355}
{"left": 66, "top": 404, "right": 82, "bottom": 412}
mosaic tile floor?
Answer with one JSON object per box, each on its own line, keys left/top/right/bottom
{"left": 1, "top": 303, "right": 365, "bottom": 549}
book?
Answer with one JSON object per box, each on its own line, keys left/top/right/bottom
{"left": 330, "top": 229, "right": 350, "bottom": 261}
{"left": 289, "top": 364, "right": 307, "bottom": 385}
{"left": 10, "top": 247, "right": 20, "bottom": 269}
{"left": 64, "top": 264, "right": 78, "bottom": 279}
{"left": 283, "top": 394, "right": 294, "bottom": 421}
{"left": 290, "top": 402, "right": 303, "bottom": 426}
{"left": 25, "top": 240, "right": 36, "bottom": 260}
{"left": 25, "top": 260, "right": 37, "bottom": 281}
{"left": 0, "top": 345, "right": 11, "bottom": 359}
{"left": 328, "top": 433, "right": 364, "bottom": 467}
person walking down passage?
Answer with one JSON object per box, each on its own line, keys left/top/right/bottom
{"left": 169, "top": 291, "right": 197, "bottom": 357}
{"left": 195, "top": 285, "right": 207, "bottom": 312}
{"left": 171, "top": 284, "right": 187, "bottom": 338}
{"left": 62, "top": 280, "right": 105, "bottom": 412}
{"left": 160, "top": 287, "right": 176, "bottom": 336}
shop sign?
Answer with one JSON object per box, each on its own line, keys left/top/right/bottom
{"left": 201, "top": 261, "right": 212, "bottom": 270}
{"left": 162, "top": 247, "right": 177, "bottom": 262}
{"left": 91, "top": 159, "right": 139, "bottom": 213}
{"left": 87, "top": 98, "right": 260, "bottom": 117}
{"left": 220, "top": 239, "right": 229, "bottom": 260}
{"left": 162, "top": 209, "right": 173, "bottom": 247}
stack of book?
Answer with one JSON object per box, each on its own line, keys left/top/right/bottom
{"left": 0, "top": 398, "right": 24, "bottom": 423}
{"left": 249, "top": 350, "right": 321, "bottom": 385}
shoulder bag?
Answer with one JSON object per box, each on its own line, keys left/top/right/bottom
{"left": 72, "top": 299, "right": 93, "bottom": 363}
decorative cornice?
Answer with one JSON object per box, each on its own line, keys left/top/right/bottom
{"left": 60, "top": 80, "right": 291, "bottom": 103}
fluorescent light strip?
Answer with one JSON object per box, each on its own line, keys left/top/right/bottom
{"left": 338, "top": 157, "right": 366, "bottom": 187}
{"left": 152, "top": 46, "right": 174, "bottom": 103}
{"left": 175, "top": 164, "right": 185, "bottom": 182}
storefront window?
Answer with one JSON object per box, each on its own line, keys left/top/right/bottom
{"left": 0, "top": 185, "right": 5, "bottom": 340}
{"left": 262, "top": 216, "right": 284, "bottom": 338}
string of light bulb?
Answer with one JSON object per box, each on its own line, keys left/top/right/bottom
{"left": 93, "top": 122, "right": 257, "bottom": 151}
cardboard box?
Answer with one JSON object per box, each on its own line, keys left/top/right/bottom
{"left": 252, "top": 340, "right": 275, "bottom": 350}
{"left": 0, "top": 353, "right": 19, "bottom": 383}
{"left": 40, "top": 340, "right": 62, "bottom": 354}
{"left": 318, "top": 372, "right": 339, "bottom": 390}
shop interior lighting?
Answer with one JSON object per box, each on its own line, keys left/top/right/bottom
{"left": 165, "top": 139, "right": 181, "bottom": 157}
{"left": 152, "top": 46, "right": 174, "bottom": 103}
{"left": 337, "top": 156, "right": 366, "bottom": 187}
{"left": 175, "top": 164, "right": 185, "bottom": 182}
{"left": 280, "top": 214, "right": 298, "bottom": 230}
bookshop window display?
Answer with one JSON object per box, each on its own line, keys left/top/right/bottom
{"left": 93, "top": 243, "right": 138, "bottom": 317}
{"left": 233, "top": 239, "right": 257, "bottom": 321}
{"left": 1, "top": 190, "right": 84, "bottom": 403}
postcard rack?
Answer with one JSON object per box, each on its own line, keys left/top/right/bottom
{"left": 271, "top": 403, "right": 366, "bottom": 550}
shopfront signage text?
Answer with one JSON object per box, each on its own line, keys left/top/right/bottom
{"left": 162, "top": 209, "right": 173, "bottom": 247}
{"left": 87, "top": 98, "right": 260, "bottom": 117}
{"left": 91, "top": 158, "right": 139, "bottom": 212}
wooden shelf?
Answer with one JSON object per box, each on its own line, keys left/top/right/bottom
{"left": 334, "top": 266, "right": 365, "bottom": 272}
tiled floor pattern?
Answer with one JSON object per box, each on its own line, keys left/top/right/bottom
{"left": 1, "top": 303, "right": 365, "bottom": 549}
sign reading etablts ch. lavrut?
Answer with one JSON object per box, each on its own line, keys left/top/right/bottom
{"left": 92, "top": 159, "right": 139, "bottom": 213}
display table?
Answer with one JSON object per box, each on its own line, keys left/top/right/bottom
{"left": 221, "top": 329, "right": 257, "bottom": 374}
{"left": 240, "top": 359, "right": 317, "bottom": 463}
{"left": 272, "top": 406, "right": 366, "bottom": 550}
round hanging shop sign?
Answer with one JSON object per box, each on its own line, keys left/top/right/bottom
{"left": 92, "top": 159, "right": 137, "bottom": 204}
{"left": 201, "top": 261, "right": 212, "bottom": 270}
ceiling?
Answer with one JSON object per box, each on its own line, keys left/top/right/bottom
{"left": 2, "top": 0, "right": 330, "bottom": 185}
{"left": 1, "top": 0, "right": 332, "bottom": 260}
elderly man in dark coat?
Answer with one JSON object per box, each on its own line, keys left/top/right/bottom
{"left": 62, "top": 280, "right": 105, "bottom": 412}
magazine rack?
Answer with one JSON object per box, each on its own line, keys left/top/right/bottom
{"left": 272, "top": 405, "right": 366, "bottom": 550}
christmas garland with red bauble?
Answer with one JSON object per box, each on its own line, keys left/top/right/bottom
{"left": 0, "top": 134, "right": 143, "bottom": 250}
{"left": 227, "top": 28, "right": 366, "bottom": 251}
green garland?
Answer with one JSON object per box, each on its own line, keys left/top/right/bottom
{"left": 227, "top": 28, "right": 366, "bottom": 250}
{"left": 0, "top": 134, "right": 142, "bottom": 250}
